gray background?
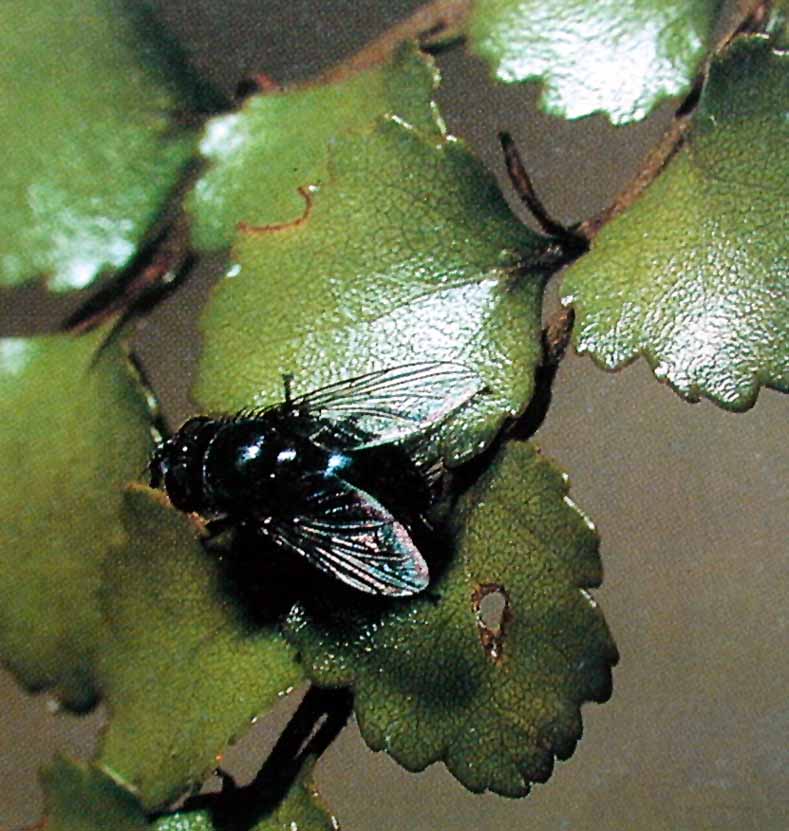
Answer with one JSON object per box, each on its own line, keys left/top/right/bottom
{"left": 1, "top": 2, "right": 787, "bottom": 828}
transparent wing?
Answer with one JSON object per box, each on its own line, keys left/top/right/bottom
{"left": 263, "top": 473, "right": 429, "bottom": 596}
{"left": 287, "top": 362, "right": 486, "bottom": 451}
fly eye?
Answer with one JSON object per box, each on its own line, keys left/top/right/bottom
{"left": 164, "top": 462, "right": 204, "bottom": 513}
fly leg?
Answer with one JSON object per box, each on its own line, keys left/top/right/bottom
{"left": 202, "top": 515, "right": 238, "bottom": 540}
{"left": 282, "top": 373, "right": 294, "bottom": 405}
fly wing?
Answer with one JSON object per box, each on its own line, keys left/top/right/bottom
{"left": 287, "top": 362, "right": 486, "bottom": 451}
{"left": 263, "top": 473, "right": 429, "bottom": 596}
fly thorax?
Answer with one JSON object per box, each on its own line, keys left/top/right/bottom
{"left": 202, "top": 419, "right": 318, "bottom": 512}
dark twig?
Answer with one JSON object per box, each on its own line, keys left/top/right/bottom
{"left": 499, "top": 133, "right": 588, "bottom": 257}
{"left": 62, "top": 212, "right": 195, "bottom": 336}
{"left": 500, "top": 132, "right": 570, "bottom": 240}
{"left": 543, "top": 305, "right": 575, "bottom": 366}
{"left": 170, "top": 685, "right": 353, "bottom": 830}
{"left": 574, "top": 0, "right": 771, "bottom": 240}
{"left": 246, "top": 685, "right": 353, "bottom": 797}
{"left": 510, "top": 307, "right": 575, "bottom": 440}
{"left": 496, "top": 134, "right": 584, "bottom": 438}
{"left": 317, "top": 0, "right": 473, "bottom": 82}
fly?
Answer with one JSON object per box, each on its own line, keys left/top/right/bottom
{"left": 149, "top": 363, "right": 486, "bottom": 596}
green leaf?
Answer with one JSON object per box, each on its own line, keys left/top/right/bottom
{"left": 0, "top": 331, "right": 153, "bottom": 710}
{"left": 0, "top": 0, "right": 210, "bottom": 291}
{"left": 246, "top": 776, "right": 338, "bottom": 831}
{"left": 562, "top": 37, "right": 789, "bottom": 409}
{"left": 40, "top": 756, "right": 149, "bottom": 831}
{"left": 96, "top": 488, "right": 304, "bottom": 810}
{"left": 154, "top": 814, "right": 217, "bottom": 831}
{"left": 196, "top": 117, "right": 546, "bottom": 466}
{"left": 187, "top": 42, "right": 444, "bottom": 252}
{"left": 466, "top": 0, "right": 723, "bottom": 123}
{"left": 284, "top": 441, "right": 617, "bottom": 796}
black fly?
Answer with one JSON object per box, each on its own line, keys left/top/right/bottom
{"left": 149, "top": 363, "right": 485, "bottom": 596}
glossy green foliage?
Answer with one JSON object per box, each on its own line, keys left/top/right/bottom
{"left": 562, "top": 37, "right": 789, "bottom": 409}
{"left": 0, "top": 335, "right": 302, "bottom": 811}
{"left": 0, "top": 0, "right": 211, "bottom": 291}
{"left": 40, "top": 756, "right": 336, "bottom": 831}
{"left": 467, "top": 0, "right": 723, "bottom": 123}
{"left": 96, "top": 488, "right": 304, "bottom": 810}
{"left": 285, "top": 442, "right": 617, "bottom": 796}
{"left": 12, "top": 2, "right": 781, "bottom": 824}
{"left": 197, "top": 117, "right": 547, "bottom": 465}
{"left": 188, "top": 43, "right": 444, "bottom": 251}
{"left": 0, "top": 331, "right": 153, "bottom": 709}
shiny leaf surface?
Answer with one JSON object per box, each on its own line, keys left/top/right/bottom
{"left": 467, "top": 0, "right": 723, "bottom": 123}
{"left": 562, "top": 37, "right": 789, "bottom": 409}
{"left": 284, "top": 441, "right": 617, "bottom": 796}
{"left": 187, "top": 43, "right": 443, "bottom": 251}
{"left": 0, "top": 0, "right": 208, "bottom": 290}
{"left": 196, "top": 117, "right": 547, "bottom": 466}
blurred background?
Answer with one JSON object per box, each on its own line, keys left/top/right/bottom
{"left": 1, "top": 1, "right": 787, "bottom": 828}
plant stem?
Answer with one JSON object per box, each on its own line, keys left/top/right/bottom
{"left": 510, "top": 307, "right": 575, "bottom": 440}
{"left": 317, "top": 0, "right": 473, "bottom": 84}
{"left": 171, "top": 685, "right": 353, "bottom": 830}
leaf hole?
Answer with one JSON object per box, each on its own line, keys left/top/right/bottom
{"left": 479, "top": 589, "right": 507, "bottom": 632}
{"left": 473, "top": 583, "right": 511, "bottom": 662}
